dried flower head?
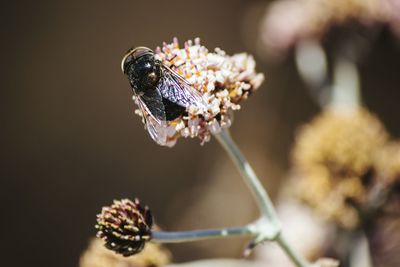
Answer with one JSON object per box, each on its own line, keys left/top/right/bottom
{"left": 96, "top": 198, "right": 153, "bottom": 256}
{"left": 80, "top": 238, "right": 171, "bottom": 267}
{"left": 260, "top": 0, "right": 400, "bottom": 57}
{"left": 292, "top": 107, "right": 389, "bottom": 228}
{"left": 129, "top": 38, "right": 264, "bottom": 146}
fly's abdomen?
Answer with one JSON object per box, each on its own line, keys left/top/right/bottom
{"left": 162, "top": 98, "right": 187, "bottom": 121}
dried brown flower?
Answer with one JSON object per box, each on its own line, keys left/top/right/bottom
{"left": 80, "top": 238, "right": 170, "bottom": 267}
{"left": 95, "top": 198, "right": 153, "bottom": 256}
{"left": 292, "top": 107, "right": 389, "bottom": 228}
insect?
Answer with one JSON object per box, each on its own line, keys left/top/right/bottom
{"left": 121, "top": 47, "right": 207, "bottom": 146}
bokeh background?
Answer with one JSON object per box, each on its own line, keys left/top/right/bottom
{"left": 2, "top": 1, "right": 400, "bottom": 267}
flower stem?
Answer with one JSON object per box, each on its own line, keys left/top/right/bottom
{"left": 331, "top": 56, "right": 361, "bottom": 109}
{"left": 152, "top": 225, "right": 256, "bottom": 243}
{"left": 214, "top": 129, "right": 278, "bottom": 224}
{"left": 215, "top": 128, "right": 310, "bottom": 267}
{"left": 294, "top": 39, "right": 329, "bottom": 108}
{"left": 149, "top": 128, "right": 309, "bottom": 267}
{"left": 276, "top": 234, "right": 310, "bottom": 267}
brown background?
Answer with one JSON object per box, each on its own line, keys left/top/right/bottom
{"left": 2, "top": 1, "right": 400, "bottom": 267}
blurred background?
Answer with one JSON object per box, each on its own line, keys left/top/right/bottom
{"left": 2, "top": 0, "right": 400, "bottom": 267}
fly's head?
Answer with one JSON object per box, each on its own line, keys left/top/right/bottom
{"left": 122, "top": 47, "right": 162, "bottom": 92}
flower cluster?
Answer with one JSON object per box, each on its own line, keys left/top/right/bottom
{"left": 291, "top": 107, "right": 400, "bottom": 228}
{"left": 134, "top": 38, "right": 264, "bottom": 146}
{"left": 95, "top": 198, "right": 153, "bottom": 256}
{"left": 80, "top": 238, "right": 170, "bottom": 267}
{"left": 259, "top": 0, "right": 400, "bottom": 57}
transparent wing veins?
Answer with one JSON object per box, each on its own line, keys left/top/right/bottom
{"left": 135, "top": 95, "right": 168, "bottom": 146}
{"left": 158, "top": 65, "right": 208, "bottom": 111}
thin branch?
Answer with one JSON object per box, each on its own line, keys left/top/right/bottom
{"left": 215, "top": 128, "right": 310, "bottom": 267}
{"left": 214, "top": 129, "right": 279, "bottom": 225}
{"left": 152, "top": 225, "right": 256, "bottom": 243}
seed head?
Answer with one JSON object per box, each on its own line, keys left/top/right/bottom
{"left": 95, "top": 198, "right": 153, "bottom": 256}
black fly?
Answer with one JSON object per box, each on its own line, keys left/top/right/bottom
{"left": 121, "top": 47, "right": 207, "bottom": 145}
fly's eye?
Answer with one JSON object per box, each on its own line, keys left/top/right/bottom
{"left": 121, "top": 47, "right": 153, "bottom": 73}
{"left": 121, "top": 55, "right": 133, "bottom": 73}
{"left": 132, "top": 47, "right": 153, "bottom": 59}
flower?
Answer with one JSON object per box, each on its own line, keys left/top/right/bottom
{"left": 80, "top": 238, "right": 171, "bottom": 267}
{"left": 132, "top": 38, "right": 264, "bottom": 146}
{"left": 292, "top": 107, "right": 389, "bottom": 228}
{"left": 95, "top": 198, "right": 153, "bottom": 256}
{"left": 259, "top": 0, "right": 400, "bottom": 58}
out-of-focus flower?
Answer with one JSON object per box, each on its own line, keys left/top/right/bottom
{"left": 259, "top": 0, "right": 400, "bottom": 58}
{"left": 95, "top": 198, "right": 153, "bottom": 256}
{"left": 133, "top": 38, "right": 264, "bottom": 146}
{"left": 80, "top": 238, "right": 170, "bottom": 267}
{"left": 292, "top": 107, "right": 389, "bottom": 228}
{"left": 387, "top": 0, "right": 400, "bottom": 35}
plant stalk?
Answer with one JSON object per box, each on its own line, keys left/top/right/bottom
{"left": 151, "top": 128, "right": 310, "bottom": 267}
{"left": 152, "top": 225, "right": 256, "bottom": 243}
{"left": 214, "top": 129, "right": 278, "bottom": 223}
{"left": 276, "top": 234, "right": 310, "bottom": 267}
{"left": 215, "top": 128, "right": 309, "bottom": 267}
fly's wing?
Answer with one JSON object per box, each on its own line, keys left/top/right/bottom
{"left": 158, "top": 65, "right": 208, "bottom": 112}
{"left": 134, "top": 92, "right": 168, "bottom": 146}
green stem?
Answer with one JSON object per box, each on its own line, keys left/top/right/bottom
{"left": 276, "top": 234, "right": 310, "bottom": 267}
{"left": 214, "top": 129, "right": 278, "bottom": 224}
{"left": 215, "top": 128, "right": 310, "bottom": 267}
{"left": 152, "top": 225, "right": 256, "bottom": 243}
{"left": 149, "top": 128, "right": 309, "bottom": 267}
{"left": 331, "top": 56, "right": 361, "bottom": 109}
